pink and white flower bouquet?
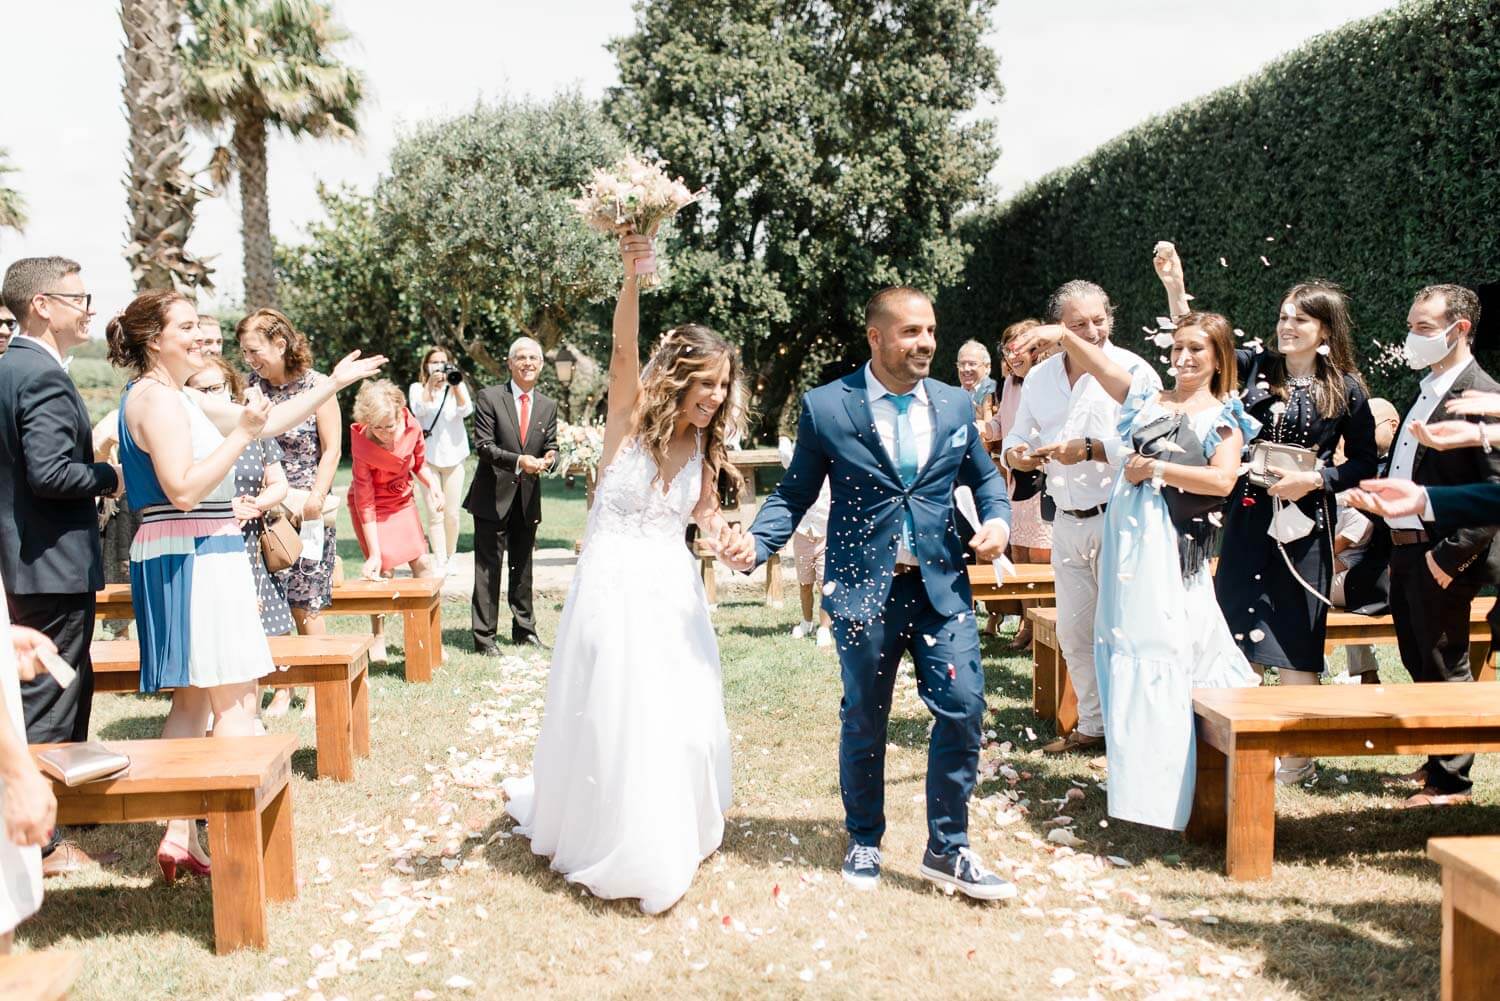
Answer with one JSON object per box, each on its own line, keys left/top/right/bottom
{"left": 572, "top": 154, "right": 702, "bottom": 288}
{"left": 549, "top": 419, "right": 606, "bottom": 479}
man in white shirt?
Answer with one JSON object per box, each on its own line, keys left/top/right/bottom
{"left": 1001, "top": 280, "right": 1159, "bottom": 754}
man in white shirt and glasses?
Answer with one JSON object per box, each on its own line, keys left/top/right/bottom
{"left": 1001, "top": 280, "right": 1159, "bottom": 755}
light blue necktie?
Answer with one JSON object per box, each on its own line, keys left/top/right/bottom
{"left": 890, "top": 392, "right": 918, "bottom": 552}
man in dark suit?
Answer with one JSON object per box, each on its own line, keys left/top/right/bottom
{"left": 0, "top": 257, "right": 123, "bottom": 874}
{"left": 465, "top": 336, "right": 558, "bottom": 653}
{"left": 1381, "top": 284, "right": 1500, "bottom": 808}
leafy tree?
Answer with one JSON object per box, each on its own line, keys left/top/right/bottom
{"left": 607, "top": 0, "right": 1000, "bottom": 432}
{"left": 374, "top": 92, "right": 623, "bottom": 378}
{"left": 0, "top": 147, "right": 28, "bottom": 234}
{"left": 182, "top": 0, "right": 364, "bottom": 308}
{"left": 120, "top": 0, "right": 214, "bottom": 292}
{"left": 276, "top": 183, "right": 410, "bottom": 369}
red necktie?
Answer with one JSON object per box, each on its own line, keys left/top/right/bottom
{"left": 518, "top": 392, "right": 530, "bottom": 447}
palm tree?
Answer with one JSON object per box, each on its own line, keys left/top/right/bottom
{"left": 0, "top": 147, "right": 27, "bottom": 234}
{"left": 120, "top": 0, "right": 214, "bottom": 292}
{"left": 182, "top": 0, "right": 364, "bottom": 308}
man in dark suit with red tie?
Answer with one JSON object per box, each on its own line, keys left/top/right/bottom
{"left": 465, "top": 336, "right": 558, "bottom": 653}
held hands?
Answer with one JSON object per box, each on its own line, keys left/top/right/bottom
{"left": 968, "top": 520, "right": 1009, "bottom": 562}
{"left": 1344, "top": 478, "right": 1428, "bottom": 519}
{"left": 330, "top": 349, "right": 389, "bottom": 391}
{"left": 715, "top": 523, "right": 758, "bottom": 573}
{"left": 10, "top": 625, "right": 58, "bottom": 683}
{"left": 238, "top": 386, "right": 271, "bottom": 439}
{"left": 231, "top": 494, "right": 261, "bottom": 524}
{"left": 1411, "top": 420, "right": 1486, "bottom": 451}
{"left": 619, "top": 233, "right": 656, "bottom": 281}
{"left": 1265, "top": 468, "right": 1322, "bottom": 501}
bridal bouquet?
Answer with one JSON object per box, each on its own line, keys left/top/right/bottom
{"left": 572, "top": 154, "right": 702, "bottom": 288}
{"left": 549, "top": 420, "right": 606, "bottom": 478}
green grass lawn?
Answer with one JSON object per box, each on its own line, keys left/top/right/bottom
{"left": 18, "top": 582, "right": 1492, "bottom": 999}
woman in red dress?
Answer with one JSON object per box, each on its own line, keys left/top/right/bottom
{"left": 349, "top": 380, "right": 444, "bottom": 660}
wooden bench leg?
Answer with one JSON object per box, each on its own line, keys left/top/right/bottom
{"left": 1185, "top": 736, "right": 1228, "bottom": 845}
{"left": 402, "top": 602, "right": 441, "bottom": 684}
{"left": 1032, "top": 636, "right": 1056, "bottom": 721}
{"left": 1470, "top": 641, "right": 1494, "bottom": 682}
{"left": 1055, "top": 649, "right": 1078, "bottom": 736}
{"left": 261, "top": 783, "right": 296, "bottom": 904}
{"left": 207, "top": 793, "right": 268, "bottom": 954}
{"left": 1225, "top": 743, "right": 1276, "bottom": 881}
{"left": 765, "top": 551, "right": 783, "bottom": 607}
{"left": 1444, "top": 869, "right": 1500, "bottom": 1001}
{"left": 351, "top": 663, "right": 371, "bottom": 759}
{"left": 701, "top": 555, "right": 717, "bottom": 605}
{"left": 312, "top": 681, "right": 355, "bottom": 782}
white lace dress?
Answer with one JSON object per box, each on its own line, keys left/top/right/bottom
{"left": 503, "top": 435, "right": 731, "bottom": 914}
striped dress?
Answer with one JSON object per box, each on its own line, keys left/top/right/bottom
{"left": 118, "top": 384, "right": 273, "bottom": 693}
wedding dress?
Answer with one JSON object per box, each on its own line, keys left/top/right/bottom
{"left": 503, "top": 433, "right": 731, "bottom": 914}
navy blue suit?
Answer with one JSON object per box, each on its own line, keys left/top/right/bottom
{"left": 1429, "top": 482, "right": 1500, "bottom": 534}
{"left": 750, "top": 369, "right": 1009, "bottom": 855}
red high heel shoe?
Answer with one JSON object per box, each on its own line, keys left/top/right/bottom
{"left": 157, "top": 840, "right": 211, "bottom": 882}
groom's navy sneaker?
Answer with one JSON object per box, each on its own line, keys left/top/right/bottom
{"left": 841, "top": 842, "right": 881, "bottom": 890}
{"left": 919, "top": 847, "right": 1016, "bottom": 901}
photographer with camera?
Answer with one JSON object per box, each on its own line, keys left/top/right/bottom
{"left": 410, "top": 347, "right": 474, "bottom": 577}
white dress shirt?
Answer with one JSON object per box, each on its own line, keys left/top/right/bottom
{"left": 1388, "top": 359, "right": 1469, "bottom": 530}
{"left": 1000, "top": 341, "right": 1160, "bottom": 513}
{"left": 407, "top": 380, "right": 474, "bottom": 467}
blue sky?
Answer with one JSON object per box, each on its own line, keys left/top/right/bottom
{"left": 1, "top": 0, "right": 1394, "bottom": 318}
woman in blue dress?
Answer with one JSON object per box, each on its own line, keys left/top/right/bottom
{"left": 1012, "top": 312, "right": 1259, "bottom": 830}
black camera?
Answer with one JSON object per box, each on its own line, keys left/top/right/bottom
{"left": 437, "top": 363, "right": 463, "bottom": 386}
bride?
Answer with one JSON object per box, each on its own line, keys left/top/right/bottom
{"left": 503, "top": 233, "right": 742, "bottom": 914}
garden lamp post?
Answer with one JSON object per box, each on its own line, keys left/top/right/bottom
{"left": 553, "top": 342, "right": 577, "bottom": 424}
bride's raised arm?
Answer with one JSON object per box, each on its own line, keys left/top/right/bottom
{"left": 600, "top": 233, "right": 654, "bottom": 470}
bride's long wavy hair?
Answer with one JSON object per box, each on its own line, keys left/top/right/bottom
{"left": 634, "top": 324, "right": 747, "bottom": 490}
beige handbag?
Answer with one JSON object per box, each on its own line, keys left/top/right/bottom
{"left": 259, "top": 505, "right": 303, "bottom": 574}
{"left": 36, "top": 741, "right": 131, "bottom": 786}
{"left": 1246, "top": 441, "right": 1323, "bottom": 490}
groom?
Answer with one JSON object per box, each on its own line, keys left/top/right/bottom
{"left": 723, "top": 286, "right": 1013, "bottom": 900}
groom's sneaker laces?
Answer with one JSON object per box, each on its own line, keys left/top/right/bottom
{"left": 920, "top": 846, "right": 1016, "bottom": 901}
{"left": 955, "top": 847, "right": 996, "bottom": 883}
{"left": 842, "top": 844, "right": 881, "bottom": 889}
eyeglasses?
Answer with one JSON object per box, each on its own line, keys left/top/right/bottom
{"left": 197, "top": 382, "right": 228, "bottom": 395}
{"left": 41, "top": 291, "right": 93, "bottom": 312}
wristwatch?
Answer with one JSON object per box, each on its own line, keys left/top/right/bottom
{"left": 1084, "top": 436, "right": 1095, "bottom": 462}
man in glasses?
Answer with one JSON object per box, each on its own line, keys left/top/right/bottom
{"left": 0, "top": 305, "right": 15, "bottom": 356}
{"left": 0, "top": 257, "right": 123, "bottom": 877}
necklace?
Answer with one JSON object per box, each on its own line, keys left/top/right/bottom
{"left": 1287, "top": 373, "right": 1315, "bottom": 389}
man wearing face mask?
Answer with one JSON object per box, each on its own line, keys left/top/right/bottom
{"left": 1384, "top": 284, "right": 1500, "bottom": 808}
{"left": 1001, "top": 280, "right": 1159, "bottom": 756}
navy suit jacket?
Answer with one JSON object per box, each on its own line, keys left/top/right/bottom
{"left": 750, "top": 369, "right": 1010, "bottom": 621}
{"left": 1429, "top": 483, "right": 1500, "bottom": 535}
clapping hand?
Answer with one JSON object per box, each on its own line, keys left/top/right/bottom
{"left": 1411, "top": 420, "right": 1485, "bottom": 451}
{"left": 330, "top": 349, "right": 389, "bottom": 391}
{"left": 1345, "top": 478, "right": 1428, "bottom": 519}
{"left": 1446, "top": 390, "right": 1500, "bottom": 418}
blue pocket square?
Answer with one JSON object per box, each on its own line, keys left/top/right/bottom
{"left": 948, "top": 425, "right": 968, "bottom": 448}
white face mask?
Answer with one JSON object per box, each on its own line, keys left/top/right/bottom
{"left": 1403, "top": 320, "right": 1459, "bottom": 370}
{"left": 1268, "top": 498, "right": 1316, "bottom": 543}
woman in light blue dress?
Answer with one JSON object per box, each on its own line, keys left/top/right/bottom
{"left": 1012, "top": 312, "right": 1259, "bottom": 831}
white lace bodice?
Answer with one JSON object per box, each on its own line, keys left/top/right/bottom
{"left": 586, "top": 436, "right": 703, "bottom": 542}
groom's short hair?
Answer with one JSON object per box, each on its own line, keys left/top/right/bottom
{"left": 864, "top": 286, "right": 930, "bottom": 330}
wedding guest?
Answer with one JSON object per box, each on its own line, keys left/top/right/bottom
{"left": 1011, "top": 311, "right": 1258, "bottom": 830}
{"left": 238, "top": 309, "right": 343, "bottom": 718}
{"left": 1155, "top": 244, "right": 1376, "bottom": 785}
{"left": 465, "top": 337, "right": 558, "bottom": 653}
{"left": 408, "top": 347, "right": 472, "bottom": 577}
{"left": 777, "top": 435, "right": 832, "bottom": 648}
{"left": 1001, "top": 282, "right": 1159, "bottom": 755}
{"left": 350, "top": 380, "right": 444, "bottom": 661}
{"left": 0, "top": 579, "right": 57, "bottom": 950}
{"left": 92, "top": 406, "right": 141, "bottom": 640}
{"left": 0, "top": 305, "right": 15, "bottom": 356}
{"left": 982, "top": 318, "right": 1053, "bottom": 645}
{"left": 186, "top": 357, "right": 294, "bottom": 637}
{"left": 1375, "top": 284, "right": 1500, "bottom": 807}
{"left": 109, "top": 290, "right": 381, "bottom": 879}
{"left": 0, "top": 257, "right": 122, "bottom": 877}
{"left": 1329, "top": 397, "right": 1400, "bottom": 683}
{"left": 198, "top": 315, "right": 223, "bottom": 356}
{"left": 955, "top": 340, "right": 997, "bottom": 414}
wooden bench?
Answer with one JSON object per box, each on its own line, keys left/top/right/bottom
{"left": 91, "top": 635, "right": 372, "bottom": 782}
{"left": 0, "top": 952, "right": 83, "bottom": 1001}
{"left": 1428, "top": 836, "right": 1500, "bottom": 1001}
{"left": 1026, "top": 600, "right": 1497, "bottom": 736}
{"left": 96, "top": 577, "right": 443, "bottom": 683}
{"left": 1185, "top": 686, "right": 1500, "bottom": 880}
{"left": 34, "top": 736, "right": 296, "bottom": 953}
{"left": 969, "top": 562, "right": 1055, "bottom": 603}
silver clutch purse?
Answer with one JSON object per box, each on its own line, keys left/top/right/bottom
{"left": 35, "top": 741, "right": 131, "bottom": 786}
{"left": 1246, "top": 441, "right": 1322, "bottom": 489}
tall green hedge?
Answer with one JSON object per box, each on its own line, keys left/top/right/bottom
{"left": 941, "top": 0, "right": 1500, "bottom": 403}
